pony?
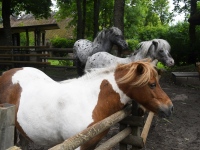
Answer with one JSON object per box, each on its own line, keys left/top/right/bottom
{"left": 0, "top": 60, "right": 173, "bottom": 150}
{"left": 73, "top": 27, "right": 128, "bottom": 76}
{"left": 85, "top": 39, "right": 174, "bottom": 70}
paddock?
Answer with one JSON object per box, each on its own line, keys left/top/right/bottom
{"left": 1, "top": 46, "right": 199, "bottom": 150}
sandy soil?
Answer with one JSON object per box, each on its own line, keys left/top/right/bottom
{"left": 144, "top": 74, "right": 200, "bottom": 150}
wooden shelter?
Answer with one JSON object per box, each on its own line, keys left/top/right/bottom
{"left": 0, "top": 14, "right": 60, "bottom": 46}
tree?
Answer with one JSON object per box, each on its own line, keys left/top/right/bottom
{"left": 114, "top": 0, "right": 125, "bottom": 33}
{"left": 93, "top": 0, "right": 100, "bottom": 38}
{"left": 0, "top": 0, "right": 52, "bottom": 45}
{"left": 151, "top": 0, "right": 172, "bottom": 25}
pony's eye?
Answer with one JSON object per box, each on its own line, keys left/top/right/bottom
{"left": 149, "top": 83, "right": 156, "bottom": 89}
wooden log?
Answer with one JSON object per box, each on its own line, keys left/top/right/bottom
{"left": 7, "top": 146, "right": 21, "bottom": 150}
{"left": 0, "top": 103, "right": 16, "bottom": 150}
{"left": 141, "top": 112, "right": 154, "bottom": 144}
{"left": 95, "top": 127, "right": 132, "bottom": 150}
{"left": 120, "top": 116, "right": 144, "bottom": 127}
{"left": 49, "top": 105, "right": 132, "bottom": 150}
{"left": 121, "top": 134, "right": 144, "bottom": 148}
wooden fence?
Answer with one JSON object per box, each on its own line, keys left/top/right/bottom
{"left": 1, "top": 103, "right": 154, "bottom": 150}
{"left": 0, "top": 46, "right": 76, "bottom": 69}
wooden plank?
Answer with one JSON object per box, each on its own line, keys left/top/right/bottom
{"left": 0, "top": 104, "right": 15, "bottom": 150}
{"left": 36, "top": 48, "right": 73, "bottom": 52}
{"left": 0, "top": 54, "right": 50, "bottom": 57}
{"left": 46, "top": 65, "right": 76, "bottom": 69}
{"left": 0, "top": 60, "right": 50, "bottom": 65}
{"left": 42, "top": 57, "right": 75, "bottom": 60}
{"left": 95, "top": 127, "right": 132, "bottom": 150}
{"left": 141, "top": 112, "right": 154, "bottom": 144}
{"left": 0, "top": 46, "right": 48, "bottom": 49}
{"left": 171, "top": 72, "right": 199, "bottom": 77}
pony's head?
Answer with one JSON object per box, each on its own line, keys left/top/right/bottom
{"left": 115, "top": 60, "right": 173, "bottom": 118}
{"left": 94, "top": 27, "right": 128, "bottom": 50}
{"left": 151, "top": 39, "right": 174, "bottom": 67}
{"left": 108, "top": 27, "right": 128, "bottom": 50}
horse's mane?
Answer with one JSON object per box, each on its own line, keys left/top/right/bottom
{"left": 82, "top": 60, "right": 158, "bottom": 87}
{"left": 93, "top": 27, "right": 122, "bottom": 43}
{"left": 116, "top": 60, "right": 158, "bottom": 87}
{"left": 81, "top": 65, "right": 116, "bottom": 80}
{"left": 133, "top": 39, "right": 170, "bottom": 58}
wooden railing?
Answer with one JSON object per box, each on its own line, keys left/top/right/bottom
{"left": 4, "top": 103, "right": 154, "bottom": 150}
{"left": 0, "top": 46, "right": 76, "bottom": 69}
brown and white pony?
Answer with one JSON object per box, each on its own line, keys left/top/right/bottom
{"left": 0, "top": 60, "right": 173, "bottom": 150}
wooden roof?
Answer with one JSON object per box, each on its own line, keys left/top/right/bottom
{"left": 0, "top": 14, "right": 59, "bottom": 33}
{"left": 0, "top": 14, "right": 74, "bottom": 39}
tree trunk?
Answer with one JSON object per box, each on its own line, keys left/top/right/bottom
{"left": 76, "top": 0, "right": 83, "bottom": 40}
{"left": 113, "top": 0, "right": 125, "bottom": 34}
{"left": 82, "top": 0, "right": 86, "bottom": 38}
{"left": 114, "top": 0, "right": 125, "bottom": 56}
{"left": 188, "top": 0, "right": 197, "bottom": 64}
{"left": 2, "top": 0, "right": 13, "bottom": 46}
{"left": 93, "top": 0, "right": 100, "bottom": 39}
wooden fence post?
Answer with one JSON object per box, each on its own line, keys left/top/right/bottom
{"left": 0, "top": 103, "right": 16, "bottom": 150}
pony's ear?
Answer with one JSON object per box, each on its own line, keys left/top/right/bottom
{"left": 136, "top": 64, "right": 144, "bottom": 75}
{"left": 152, "top": 40, "right": 158, "bottom": 49}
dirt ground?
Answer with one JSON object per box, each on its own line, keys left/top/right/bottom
{"left": 144, "top": 72, "right": 200, "bottom": 150}
{"left": 23, "top": 66, "right": 200, "bottom": 150}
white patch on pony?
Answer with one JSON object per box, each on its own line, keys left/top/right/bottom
{"left": 12, "top": 67, "right": 131, "bottom": 147}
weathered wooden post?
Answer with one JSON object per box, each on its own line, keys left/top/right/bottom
{"left": 0, "top": 103, "right": 16, "bottom": 150}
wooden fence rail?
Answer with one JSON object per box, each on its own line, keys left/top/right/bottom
{"left": 0, "top": 46, "right": 75, "bottom": 69}
{"left": 3, "top": 104, "right": 154, "bottom": 150}
{"left": 0, "top": 104, "right": 16, "bottom": 150}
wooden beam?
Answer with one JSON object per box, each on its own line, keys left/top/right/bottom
{"left": 0, "top": 104, "right": 16, "bottom": 150}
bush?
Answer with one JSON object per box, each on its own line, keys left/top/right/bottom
{"left": 50, "top": 37, "right": 76, "bottom": 66}
{"left": 50, "top": 37, "right": 75, "bottom": 48}
{"left": 126, "top": 39, "right": 140, "bottom": 51}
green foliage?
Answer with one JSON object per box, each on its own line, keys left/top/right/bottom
{"left": 164, "top": 22, "right": 190, "bottom": 65}
{"left": 20, "top": 32, "right": 34, "bottom": 46}
{"left": 137, "top": 25, "right": 168, "bottom": 41}
{"left": 126, "top": 39, "right": 140, "bottom": 51}
{"left": 50, "top": 37, "right": 75, "bottom": 48}
{"left": 11, "top": 0, "right": 52, "bottom": 18}
{"left": 50, "top": 37, "right": 75, "bottom": 66}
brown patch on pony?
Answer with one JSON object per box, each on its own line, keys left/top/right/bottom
{"left": 81, "top": 79, "right": 124, "bottom": 150}
{"left": 0, "top": 68, "right": 31, "bottom": 141}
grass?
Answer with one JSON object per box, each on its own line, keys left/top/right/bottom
{"left": 48, "top": 59, "right": 73, "bottom": 66}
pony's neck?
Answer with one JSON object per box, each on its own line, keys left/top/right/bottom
{"left": 92, "top": 38, "right": 113, "bottom": 54}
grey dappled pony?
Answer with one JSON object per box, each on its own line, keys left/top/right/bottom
{"left": 73, "top": 27, "right": 128, "bottom": 76}
{"left": 85, "top": 39, "right": 174, "bottom": 70}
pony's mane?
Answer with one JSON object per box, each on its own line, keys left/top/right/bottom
{"left": 133, "top": 39, "right": 170, "bottom": 57}
{"left": 93, "top": 27, "right": 122, "bottom": 43}
{"left": 116, "top": 60, "right": 158, "bottom": 87}
{"left": 81, "top": 65, "right": 116, "bottom": 80}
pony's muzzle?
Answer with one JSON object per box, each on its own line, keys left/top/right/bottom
{"left": 158, "top": 104, "right": 174, "bottom": 118}
{"left": 166, "top": 58, "right": 175, "bottom": 67}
